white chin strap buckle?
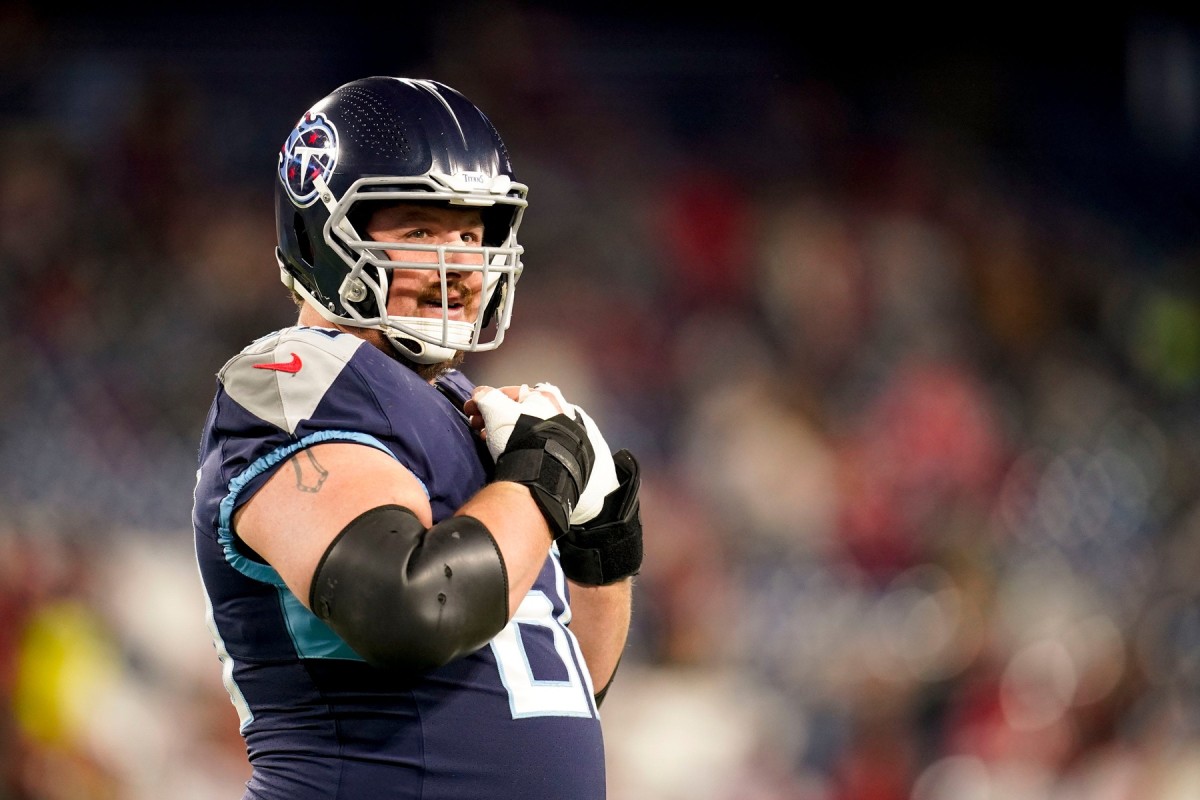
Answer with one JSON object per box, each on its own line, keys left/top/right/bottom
{"left": 386, "top": 317, "right": 475, "bottom": 364}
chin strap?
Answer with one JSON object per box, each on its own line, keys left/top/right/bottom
{"left": 385, "top": 327, "right": 458, "bottom": 365}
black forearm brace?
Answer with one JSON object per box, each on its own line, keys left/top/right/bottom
{"left": 558, "top": 448, "right": 643, "bottom": 585}
{"left": 493, "top": 412, "right": 594, "bottom": 539}
{"left": 309, "top": 505, "right": 508, "bottom": 673}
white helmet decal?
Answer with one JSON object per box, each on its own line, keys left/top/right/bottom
{"left": 279, "top": 112, "right": 339, "bottom": 207}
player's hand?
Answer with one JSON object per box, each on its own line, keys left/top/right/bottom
{"left": 469, "top": 383, "right": 570, "bottom": 461}
{"left": 470, "top": 383, "right": 618, "bottom": 525}
{"left": 569, "top": 405, "right": 619, "bottom": 525}
{"left": 558, "top": 448, "right": 643, "bottom": 585}
{"left": 472, "top": 382, "right": 594, "bottom": 539}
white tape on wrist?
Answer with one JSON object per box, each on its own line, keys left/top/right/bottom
{"left": 473, "top": 382, "right": 618, "bottom": 524}
{"left": 475, "top": 383, "right": 572, "bottom": 462}
{"left": 569, "top": 406, "right": 618, "bottom": 526}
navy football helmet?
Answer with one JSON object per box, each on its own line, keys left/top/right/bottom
{"left": 275, "top": 77, "right": 528, "bottom": 363}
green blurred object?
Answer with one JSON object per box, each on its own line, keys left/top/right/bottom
{"left": 1131, "top": 287, "right": 1200, "bottom": 395}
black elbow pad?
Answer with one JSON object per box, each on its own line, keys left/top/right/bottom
{"left": 309, "top": 505, "right": 509, "bottom": 673}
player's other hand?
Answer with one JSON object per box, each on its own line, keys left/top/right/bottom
{"left": 568, "top": 405, "right": 619, "bottom": 525}
{"left": 559, "top": 448, "right": 643, "bottom": 585}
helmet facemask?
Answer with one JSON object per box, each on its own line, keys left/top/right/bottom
{"left": 298, "top": 173, "right": 526, "bottom": 365}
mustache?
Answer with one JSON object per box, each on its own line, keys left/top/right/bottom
{"left": 416, "top": 279, "right": 475, "bottom": 306}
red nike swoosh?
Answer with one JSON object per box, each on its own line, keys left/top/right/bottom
{"left": 253, "top": 352, "right": 303, "bottom": 373}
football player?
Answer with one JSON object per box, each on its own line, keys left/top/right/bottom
{"left": 192, "top": 76, "right": 643, "bottom": 800}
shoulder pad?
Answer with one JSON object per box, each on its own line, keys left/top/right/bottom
{"left": 220, "top": 327, "right": 365, "bottom": 434}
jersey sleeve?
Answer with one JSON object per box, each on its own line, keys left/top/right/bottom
{"left": 201, "top": 327, "right": 484, "bottom": 575}
{"left": 200, "top": 329, "right": 405, "bottom": 579}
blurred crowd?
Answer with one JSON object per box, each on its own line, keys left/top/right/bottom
{"left": 2, "top": 4, "right": 1199, "bottom": 799}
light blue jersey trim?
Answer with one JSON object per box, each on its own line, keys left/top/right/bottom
{"left": 278, "top": 588, "right": 363, "bottom": 660}
{"left": 217, "top": 430, "right": 400, "bottom": 585}
{"left": 217, "top": 429, "right": 432, "bottom": 661}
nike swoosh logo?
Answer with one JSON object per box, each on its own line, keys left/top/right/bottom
{"left": 253, "top": 352, "right": 303, "bottom": 373}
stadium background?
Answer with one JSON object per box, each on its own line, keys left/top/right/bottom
{"left": 2, "top": 4, "right": 1199, "bottom": 797}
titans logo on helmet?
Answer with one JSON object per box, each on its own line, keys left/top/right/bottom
{"left": 279, "top": 112, "right": 339, "bottom": 207}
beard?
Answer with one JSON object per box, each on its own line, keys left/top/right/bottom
{"left": 360, "top": 277, "right": 479, "bottom": 381}
{"left": 398, "top": 348, "right": 467, "bottom": 383}
{"left": 351, "top": 325, "right": 468, "bottom": 382}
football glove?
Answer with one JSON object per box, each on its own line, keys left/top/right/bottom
{"left": 557, "top": 448, "right": 643, "bottom": 585}
{"left": 474, "top": 384, "right": 594, "bottom": 539}
{"left": 475, "top": 383, "right": 619, "bottom": 526}
{"left": 568, "top": 403, "right": 619, "bottom": 526}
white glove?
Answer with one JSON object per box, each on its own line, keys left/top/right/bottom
{"left": 472, "top": 382, "right": 619, "bottom": 526}
{"left": 473, "top": 383, "right": 570, "bottom": 462}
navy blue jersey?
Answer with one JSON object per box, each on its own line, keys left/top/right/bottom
{"left": 192, "top": 326, "right": 605, "bottom": 800}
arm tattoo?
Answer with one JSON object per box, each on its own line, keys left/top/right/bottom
{"left": 291, "top": 449, "right": 330, "bottom": 493}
